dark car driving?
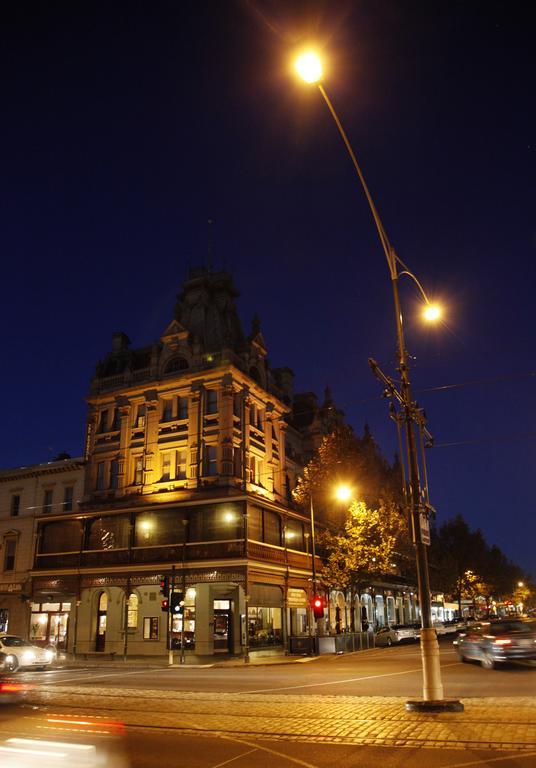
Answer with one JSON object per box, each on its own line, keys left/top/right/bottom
{"left": 456, "top": 618, "right": 536, "bottom": 669}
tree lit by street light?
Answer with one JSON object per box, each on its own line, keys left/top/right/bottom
{"left": 295, "top": 51, "right": 322, "bottom": 84}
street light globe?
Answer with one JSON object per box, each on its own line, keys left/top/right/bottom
{"left": 335, "top": 484, "right": 352, "bottom": 502}
{"left": 295, "top": 52, "right": 322, "bottom": 84}
{"left": 423, "top": 303, "right": 441, "bottom": 322}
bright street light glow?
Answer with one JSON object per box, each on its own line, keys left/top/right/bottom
{"left": 295, "top": 52, "right": 322, "bottom": 84}
{"left": 423, "top": 303, "right": 441, "bottom": 322}
{"left": 335, "top": 484, "right": 352, "bottom": 502}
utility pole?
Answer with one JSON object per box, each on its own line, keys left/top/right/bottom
{"left": 168, "top": 565, "right": 175, "bottom": 666}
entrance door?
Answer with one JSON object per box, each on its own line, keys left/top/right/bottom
{"left": 48, "top": 612, "right": 69, "bottom": 651}
{"left": 213, "top": 606, "right": 232, "bottom": 653}
{"left": 96, "top": 592, "right": 107, "bottom": 651}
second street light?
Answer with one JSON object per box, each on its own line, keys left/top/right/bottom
{"left": 292, "top": 50, "right": 461, "bottom": 712}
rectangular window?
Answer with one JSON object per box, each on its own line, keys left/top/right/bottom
{"left": 162, "top": 399, "right": 173, "bottom": 422}
{"left": 248, "top": 506, "right": 263, "bottom": 542}
{"left": 177, "top": 396, "right": 188, "bottom": 420}
{"left": 86, "top": 515, "right": 130, "bottom": 550}
{"left": 99, "top": 410, "right": 108, "bottom": 433}
{"left": 205, "top": 390, "right": 218, "bottom": 415}
{"left": 161, "top": 453, "right": 171, "bottom": 481}
{"left": 176, "top": 449, "right": 187, "bottom": 480}
{"left": 96, "top": 462, "right": 105, "bottom": 491}
{"left": 135, "top": 405, "right": 146, "bottom": 428}
{"left": 264, "top": 509, "right": 281, "bottom": 547}
{"left": 111, "top": 408, "right": 120, "bottom": 430}
{"left": 143, "top": 617, "right": 159, "bottom": 640}
{"left": 40, "top": 520, "right": 81, "bottom": 553}
{"left": 110, "top": 460, "right": 119, "bottom": 489}
{"left": 63, "top": 487, "right": 74, "bottom": 511}
{"left": 43, "top": 489, "right": 53, "bottom": 514}
{"left": 10, "top": 495, "right": 20, "bottom": 517}
{"left": 205, "top": 445, "right": 218, "bottom": 476}
{"left": 3, "top": 539, "right": 16, "bottom": 571}
{"left": 256, "top": 408, "right": 263, "bottom": 431}
{"left": 134, "top": 457, "right": 143, "bottom": 485}
{"left": 233, "top": 447, "right": 242, "bottom": 478}
{"left": 249, "top": 455, "right": 260, "bottom": 485}
{"left": 233, "top": 392, "right": 241, "bottom": 418}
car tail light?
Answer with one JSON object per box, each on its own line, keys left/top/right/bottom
{"left": 493, "top": 638, "right": 512, "bottom": 646}
{"left": 0, "top": 682, "right": 29, "bottom": 693}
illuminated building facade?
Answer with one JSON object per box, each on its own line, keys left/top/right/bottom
{"left": 28, "top": 268, "right": 340, "bottom": 656}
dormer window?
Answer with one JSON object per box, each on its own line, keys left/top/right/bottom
{"left": 164, "top": 357, "right": 189, "bottom": 374}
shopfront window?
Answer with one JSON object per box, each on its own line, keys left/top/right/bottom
{"left": 30, "top": 601, "right": 71, "bottom": 649}
{"left": 248, "top": 606, "right": 283, "bottom": 647}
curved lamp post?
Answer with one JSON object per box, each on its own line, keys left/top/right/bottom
{"left": 293, "top": 51, "right": 461, "bottom": 712}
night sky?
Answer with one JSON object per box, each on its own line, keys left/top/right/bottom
{"left": 1, "top": 1, "right": 534, "bottom": 575}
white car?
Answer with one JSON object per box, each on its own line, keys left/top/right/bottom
{"left": 0, "top": 634, "right": 54, "bottom": 672}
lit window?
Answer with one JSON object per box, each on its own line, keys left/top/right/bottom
{"left": 43, "top": 489, "right": 53, "bottom": 514}
{"left": 134, "top": 457, "right": 143, "bottom": 485}
{"left": 176, "top": 449, "right": 187, "bottom": 480}
{"left": 205, "top": 390, "right": 218, "bottom": 415}
{"left": 10, "top": 495, "right": 20, "bottom": 517}
{"left": 161, "top": 453, "right": 171, "bottom": 481}
{"left": 63, "top": 487, "right": 74, "bottom": 511}
{"left": 3, "top": 539, "right": 16, "bottom": 571}
{"left": 135, "top": 405, "right": 146, "bottom": 428}
{"left": 127, "top": 593, "right": 138, "bottom": 628}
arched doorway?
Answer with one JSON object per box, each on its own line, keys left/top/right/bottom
{"left": 96, "top": 592, "right": 108, "bottom": 651}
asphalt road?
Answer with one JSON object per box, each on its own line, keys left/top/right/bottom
{"left": 14, "top": 638, "right": 536, "bottom": 698}
{"left": 1, "top": 640, "right": 535, "bottom": 768}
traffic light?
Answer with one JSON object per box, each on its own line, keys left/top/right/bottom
{"left": 312, "top": 595, "right": 325, "bottom": 620}
{"left": 159, "top": 576, "right": 169, "bottom": 597}
{"left": 170, "top": 592, "right": 185, "bottom": 615}
{"left": 161, "top": 598, "right": 169, "bottom": 612}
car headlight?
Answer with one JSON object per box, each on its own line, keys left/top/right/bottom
{"left": 45, "top": 649, "right": 54, "bottom": 661}
{"left": 22, "top": 651, "right": 35, "bottom": 662}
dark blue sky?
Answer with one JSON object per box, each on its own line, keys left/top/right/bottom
{"left": 1, "top": 1, "right": 534, "bottom": 575}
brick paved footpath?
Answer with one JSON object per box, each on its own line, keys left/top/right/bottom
{"left": 25, "top": 687, "right": 536, "bottom": 751}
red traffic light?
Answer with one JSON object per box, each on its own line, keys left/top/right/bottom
{"left": 311, "top": 595, "right": 325, "bottom": 619}
{"left": 161, "top": 598, "right": 169, "bottom": 612}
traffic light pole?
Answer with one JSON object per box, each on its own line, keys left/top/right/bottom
{"left": 168, "top": 565, "right": 175, "bottom": 666}
{"left": 309, "top": 495, "right": 319, "bottom": 653}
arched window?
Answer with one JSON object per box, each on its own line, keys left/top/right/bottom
{"left": 127, "top": 593, "right": 139, "bottom": 629}
{"left": 164, "top": 357, "right": 189, "bottom": 374}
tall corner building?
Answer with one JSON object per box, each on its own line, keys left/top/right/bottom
{"left": 29, "top": 267, "right": 343, "bottom": 656}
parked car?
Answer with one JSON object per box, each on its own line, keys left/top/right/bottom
{"left": 0, "top": 634, "right": 55, "bottom": 672}
{"left": 375, "top": 625, "right": 419, "bottom": 646}
{"left": 455, "top": 618, "right": 536, "bottom": 669}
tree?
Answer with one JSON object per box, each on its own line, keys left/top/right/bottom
{"left": 293, "top": 425, "right": 402, "bottom": 530}
{"left": 293, "top": 425, "right": 410, "bottom": 630}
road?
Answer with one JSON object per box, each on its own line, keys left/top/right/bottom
{"left": 15, "top": 638, "right": 536, "bottom": 697}
{"left": 1, "top": 639, "right": 535, "bottom": 768}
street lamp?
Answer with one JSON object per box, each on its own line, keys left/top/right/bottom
{"left": 293, "top": 50, "right": 461, "bottom": 712}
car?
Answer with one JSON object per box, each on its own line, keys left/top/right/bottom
{"left": 375, "top": 624, "right": 419, "bottom": 646}
{"left": 0, "top": 635, "right": 55, "bottom": 672}
{"left": 455, "top": 618, "right": 536, "bottom": 669}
